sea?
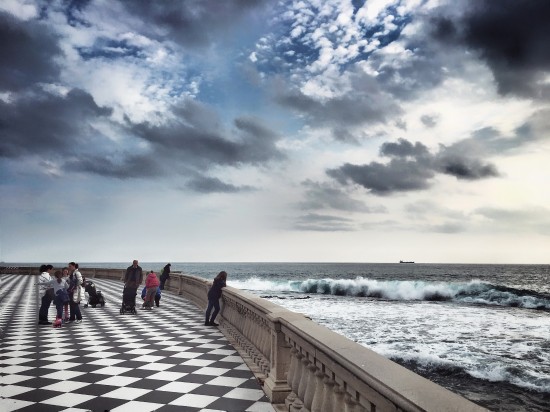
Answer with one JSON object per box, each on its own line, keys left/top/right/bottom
{"left": 70, "top": 262, "right": 550, "bottom": 411}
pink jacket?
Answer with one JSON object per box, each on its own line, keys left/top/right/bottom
{"left": 145, "top": 272, "right": 160, "bottom": 288}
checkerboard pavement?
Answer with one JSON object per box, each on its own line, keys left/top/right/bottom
{"left": 0, "top": 274, "right": 275, "bottom": 412}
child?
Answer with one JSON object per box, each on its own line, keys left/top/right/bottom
{"left": 205, "top": 271, "right": 227, "bottom": 326}
{"left": 141, "top": 286, "right": 161, "bottom": 307}
{"left": 37, "top": 270, "right": 70, "bottom": 327}
{"left": 143, "top": 270, "right": 160, "bottom": 309}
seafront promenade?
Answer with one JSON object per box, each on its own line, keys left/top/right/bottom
{"left": 0, "top": 274, "right": 274, "bottom": 411}
{"left": 0, "top": 268, "right": 488, "bottom": 412}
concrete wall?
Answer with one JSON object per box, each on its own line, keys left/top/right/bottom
{"left": 1, "top": 267, "right": 487, "bottom": 412}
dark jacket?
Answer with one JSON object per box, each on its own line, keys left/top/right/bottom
{"left": 207, "top": 278, "right": 226, "bottom": 301}
{"left": 160, "top": 264, "right": 171, "bottom": 280}
{"left": 125, "top": 265, "right": 143, "bottom": 288}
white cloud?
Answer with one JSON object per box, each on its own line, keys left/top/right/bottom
{"left": 0, "top": 0, "right": 38, "bottom": 20}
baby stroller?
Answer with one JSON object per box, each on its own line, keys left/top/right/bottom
{"left": 120, "top": 286, "right": 137, "bottom": 314}
{"left": 83, "top": 280, "right": 105, "bottom": 308}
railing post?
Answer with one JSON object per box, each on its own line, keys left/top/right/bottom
{"left": 263, "top": 312, "right": 292, "bottom": 404}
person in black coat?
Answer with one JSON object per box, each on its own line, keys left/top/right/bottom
{"left": 205, "top": 271, "right": 227, "bottom": 326}
{"left": 159, "top": 263, "right": 171, "bottom": 290}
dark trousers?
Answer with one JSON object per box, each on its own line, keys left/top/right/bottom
{"left": 69, "top": 301, "right": 82, "bottom": 321}
{"left": 54, "top": 298, "right": 64, "bottom": 319}
{"left": 205, "top": 299, "right": 220, "bottom": 324}
{"left": 39, "top": 291, "right": 53, "bottom": 321}
{"left": 159, "top": 278, "right": 167, "bottom": 290}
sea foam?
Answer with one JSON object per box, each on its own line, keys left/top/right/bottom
{"left": 229, "top": 277, "right": 550, "bottom": 309}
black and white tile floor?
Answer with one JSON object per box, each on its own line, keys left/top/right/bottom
{"left": 0, "top": 274, "right": 275, "bottom": 412}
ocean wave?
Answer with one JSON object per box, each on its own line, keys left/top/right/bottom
{"left": 228, "top": 277, "right": 550, "bottom": 309}
{"left": 391, "top": 353, "right": 550, "bottom": 393}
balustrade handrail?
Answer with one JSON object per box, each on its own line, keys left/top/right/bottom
{"left": 2, "top": 267, "right": 487, "bottom": 411}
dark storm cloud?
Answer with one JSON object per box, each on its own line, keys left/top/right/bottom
{"left": 436, "top": 155, "right": 498, "bottom": 180}
{"left": 0, "top": 88, "right": 112, "bottom": 158}
{"left": 298, "top": 180, "right": 385, "bottom": 213}
{"left": 327, "top": 137, "right": 499, "bottom": 195}
{"left": 275, "top": 71, "right": 402, "bottom": 140}
{"left": 380, "top": 138, "right": 430, "bottom": 158}
{"left": 327, "top": 159, "right": 435, "bottom": 195}
{"left": 1, "top": 84, "right": 284, "bottom": 180}
{"left": 294, "top": 213, "right": 356, "bottom": 232}
{"left": 117, "top": 0, "right": 268, "bottom": 48}
{"left": 431, "top": 0, "right": 550, "bottom": 98}
{"left": 0, "top": 11, "right": 63, "bottom": 91}
{"left": 185, "top": 175, "right": 255, "bottom": 193}
{"left": 65, "top": 153, "right": 162, "bottom": 179}
{"left": 129, "top": 100, "right": 284, "bottom": 169}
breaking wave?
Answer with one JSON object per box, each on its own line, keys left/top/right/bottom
{"left": 228, "top": 277, "right": 550, "bottom": 309}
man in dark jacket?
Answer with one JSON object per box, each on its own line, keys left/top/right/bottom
{"left": 124, "top": 260, "right": 143, "bottom": 289}
{"left": 159, "top": 263, "right": 171, "bottom": 290}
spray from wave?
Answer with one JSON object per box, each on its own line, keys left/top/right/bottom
{"left": 228, "top": 277, "right": 550, "bottom": 309}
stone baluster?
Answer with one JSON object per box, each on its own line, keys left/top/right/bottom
{"left": 243, "top": 311, "right": 251, "bottom": 336}
{"left": 320, "top": 376, "right": 336, "bottom": 412}
{"left": 333, "top": 384, "right": 346, "bottom": 411}
{"left": 292, "top": 351, "right": 304, "bottom": 396}
{"left": 290, "top": 351, "right": 305, "bottom": 411}
{"left": 292, "top": 354, "right": 306, "bottom": 412}
{"left": 344, "top": 393, "right": 360, "bottom": 412}
{"left": 297, "top": 355, "right": 311, "bottom": 406}
{"left": 249, "top": 316, "right": 257, "bottom": 346}
{"left": 303, "top": 361, "right": 319, "bottom": 410}
{"left": 285, "top": 347, "right": 299, "bottom": 410}
{"left": 260, "top": 323, "right": 269, "bottom": 357}
{"left": 257, "top": 321, "right": 265, "bottom": 356}
{"left": 310, "top": 367, "right": 326, "bottom": 412}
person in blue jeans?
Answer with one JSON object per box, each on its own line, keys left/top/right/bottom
{"left": 141, "top": 286, "right": 161, "bottom": 307}
{"left": 205, "top": 271, "right": 227, "bottom": 326}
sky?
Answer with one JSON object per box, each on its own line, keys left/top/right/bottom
{"left": 1, "top": 0, "right": 550, "bottom": 264}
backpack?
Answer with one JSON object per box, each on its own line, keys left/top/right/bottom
{"left": 56, "top": 289, "right": 70, "bottom": 304}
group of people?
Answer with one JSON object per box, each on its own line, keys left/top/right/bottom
{"left": 36, "top": 262, "right": 84, "bottom": 326}
{"left": 123, "top": 260, "right": 168, "bottom": 309}
{"left": 37, "top": 259, "right": 228, "bottom": 327}
{"left": 124, "top": 260, "right": 227, "bottom": 326}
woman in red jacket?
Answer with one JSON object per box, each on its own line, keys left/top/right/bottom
{"left": 143, "top": 270, "right": 160, "bottom": 309}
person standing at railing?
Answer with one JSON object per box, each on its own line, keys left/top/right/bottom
{"left": 205, "top": 271, "right": 227, "bottom": 326}
{"left": 159, "top": 263, "right": 170, "bottom": 290}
